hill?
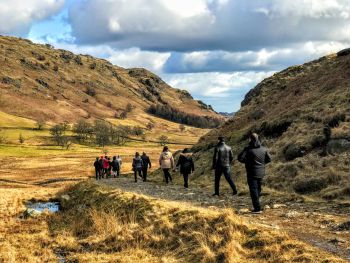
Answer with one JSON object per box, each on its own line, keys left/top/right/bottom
{"left": 191, "top": 50, "right": 350, "bottom": 200}
{"left": 0, "top": 36, "right": 222, "bottom": 130}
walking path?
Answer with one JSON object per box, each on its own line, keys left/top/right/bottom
{"left": 99, "top": 177, "right": 350, "bottom": 261}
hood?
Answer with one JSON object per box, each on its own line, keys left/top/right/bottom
{"left": 162, "top": 151, "right": 172, "bottom": 158}
{"left": 249, "top": 140, "right": 262, "bottom": 148}
{"left": 180, "top": 152, "right": 193, "bottom": 159}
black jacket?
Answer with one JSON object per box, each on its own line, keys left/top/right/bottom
{"left": 237, "top": 140, "right": 271, "bottom": 178}
{"left": 141, "top": 155, "right": 152, "bottom": 169}
{"left": 176, "top": 153, "right": 195, "bottom": 174}
{"left": 212, "top": 142, "right": 234, "bottom": 168}
{"left": 94, "top": 160, "right": 100, "bottom": 170}
{"left": 111, "top": 160, "right": 120, "bottom": 171}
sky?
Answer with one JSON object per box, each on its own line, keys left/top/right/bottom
{"left": 1, "top": 0, "right": 350, "bottom": 112}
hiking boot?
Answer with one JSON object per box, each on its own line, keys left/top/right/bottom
{"left": 251, "top": 210, "right": 263, "bottom": 214}
{"left": 212, "top": 193, "right": 219, "bottom": 197}
{"left": 232, "top": 190, "right": 238, "bottom": 196}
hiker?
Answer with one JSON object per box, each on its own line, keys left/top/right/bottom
{"left": 159, "top": 146, "right": 174, "bottom": 184}
{"left": 141, "top": 152, "right": 152, "bottom": 182}
{"left": 107, "top": 157, "right": 112, "bottom": 178}
{"left": 132, "top": 152, "right": 144, "bottom": 182}
{"left": 94, "top": 157, "right": 101, "bottom": 180}
{"left": 238, "top": 133, "right": 271, "bottom": 214}
{"left": 98, "top": 156, "right": 104, "bottom": 178}
{"left": 116, "top": 155, "right": 122, "bottom": 170}
{"left": 111, "top": 156, "right": 120, "bottom": 178}
{"left": 176, "top": 148, "right": 195, "bottom": 188}
{"left": 103, "top": 156, "right": 109, "bottom": 178}
{"left": 212, "top": 136, "right": 237, "bottom": 196}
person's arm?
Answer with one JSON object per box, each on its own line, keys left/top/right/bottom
{"left": 171, "top": 156, "right": 175, "bottom": 169}
{"left": 237, "top": 148, "right": 247, "bottom": 163}
{"left": 212, "top": 147, "right": 217, "bottom": 169}
{"left": 191, "top": 158, "right": 195, "bottom": 173}
{"left": 176, "top": 155, "right": 181, "bottom": 168}
{"left": 265, "top": 150, "right": 272, "bottom": 164}
{"left": 229, "top": 149, "right": 234, "bottom": 163}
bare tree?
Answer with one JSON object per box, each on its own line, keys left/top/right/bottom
{"left": 158, "top": 135, "right": 169, "bottom": 146}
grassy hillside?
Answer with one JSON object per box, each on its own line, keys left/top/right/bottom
{"left": 0, "top": 36, "right": 222, "bottom": 128}
{"left": 190, "top": 51, "right": 350, "bottom": 200}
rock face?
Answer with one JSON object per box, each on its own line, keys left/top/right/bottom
{"left": 326, "top": 139, "right": 350, "bottom": 155}
{"left": 337, "top": 48, "right": 350, "bottom": 57}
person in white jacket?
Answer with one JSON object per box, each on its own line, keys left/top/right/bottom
{"left": 159, "top": 146, "right": 174, "bottom": 184}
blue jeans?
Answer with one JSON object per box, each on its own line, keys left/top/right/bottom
{"left": 247, "top": 177, "right": 262, "bottom": 211}
{"left": 214, "top": 166, "right": 237, "bottom": 194}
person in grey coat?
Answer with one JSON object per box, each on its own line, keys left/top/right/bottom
{"left": 238, "top": 133, "right": 271, "bottom": 213}
{"left": 212, "top": 136, "right": 237, "bottom": 196}
{"left": 132, "top": 152, "right": 144, "bottom": 183}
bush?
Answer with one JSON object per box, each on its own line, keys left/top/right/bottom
{"left": 283, "top": 143, "right": 306, "bottom": 161}
{"left": 86, "top": 86, "right": 96, "bottom": 97}
{"left": 293, "top": 177, "right": 327, "bottom": 194}
{"left": 258, "top": 120, "right": 292, "bottom": 138}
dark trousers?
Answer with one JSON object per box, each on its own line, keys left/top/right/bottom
{"left": 183, "top": 173, "right": 189, "bottom": 188}
{"left": 134, "top": 170, "right": 142, "bottom": 182}
{"left": 142, "top": 168, "right": 148, "bottom": 182}
{"left": 247, "top": 177, "right": 262, "bottom": 211}
{"left": 162, "top": 169, "right": 172, "bottom": 184}
{"left": 95, "top": 169, "right": 99, "bottom": 180}
{"left": 214, "top": 166, "right": 237, "bottom": 195}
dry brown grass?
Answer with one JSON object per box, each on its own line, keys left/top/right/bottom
{"left": 44, "top": 181, "right": 346, "bottom": 263}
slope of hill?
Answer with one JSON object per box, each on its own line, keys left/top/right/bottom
{"left": 0, "top": 36, "right": 222, "bottom": 128}
{"left": 191, "top": 50, "right": 350, "bottom": 200}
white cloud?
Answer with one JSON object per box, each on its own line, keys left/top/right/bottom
{"left": 67, "top": 0, "right": 350, "bottom": 52}
{"left": 0, "top": 0, "right": 65, "bottom": 35}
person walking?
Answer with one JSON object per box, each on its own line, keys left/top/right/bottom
{"left": 94, "top": 157, "right": 101, "bottom": 180}
{"left": 103, "top": 156, "right": 109, "bottom": 179}
{"left": 176, "top": 148, "right": 194, "bottom": 188}
{"left": 116, "top": 155, "right": 122, "bottom": 169}
{"left": 159, "top": 146, "right": 174, "bottom": 184}
{"left": 98, "top": 156, "right": 104, "bottom": 178}
{"left": 141, "top": 152, "right": 152, "bottom": 182}
{"left": 111, "top": 156, "right": 120, "bottom": 178}
{"left": 238, "top": 133, "right": 271, "bottom": 214}
{"left": 212, "top": 137, "right": 237, "bottom": 196}
{"left": 132, "top": 152, "right": 144, "bottom": 182}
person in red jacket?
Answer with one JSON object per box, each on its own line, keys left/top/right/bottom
{"left": 103, "top": 156, "right": 109, "bottom": 179}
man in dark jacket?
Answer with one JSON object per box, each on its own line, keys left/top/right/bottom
{"left": 141, "top": 152, "right": 152, "bottom": 182}
{"left": 94, "top": 157, "right": 101, "bottom": 180}
{"left": 238, "top": 133, "right": 271, "bottom": 213}
{"left": 176, "top": 148, "right": 195, "bottom": 188}
{"left": 212, "top": 137, "right": 237, "bottom": 196}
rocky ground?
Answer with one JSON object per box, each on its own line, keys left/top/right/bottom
{"left": 99, "top": 176, "right": 350, "bottom": 261}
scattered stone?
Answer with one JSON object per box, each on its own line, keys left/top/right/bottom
{"left": 60, "top": 194, "right": 70, "bottom": 208}
{"left": 264, "top": 205, "right": 271, "bottom": 210}
{"left": 22, "top": 208, "right": 41, "bottom": 218}
{"left": 272, "top": 204, "right": 287, "bottom": 209}
{"left": 282, "top": 211, "right": 301, "bottom": 218}
{"left": 238, "top": 208, "right": 250, "bottom": 214}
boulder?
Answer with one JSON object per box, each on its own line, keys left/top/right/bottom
{"left": 326, "top": 139, "right": 350, "bottom": 155}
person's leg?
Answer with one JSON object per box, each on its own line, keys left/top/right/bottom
{"left": 183, "top": 173, "right": 188, "bottom": 188}
{"left": 95, "top": 169, "right": 98, "bottom": 180}
{"left": 138, "top": 170, "right": 142, "bottom": 179}
{"left": 143, "top": 168, "right": 148, "bottom": 182}
{"left": 163, "top": 169, "right": 169, "bottom": 184}
{"left": 117, "top": 169, "right": 120, "bottom": 177}
{"left": 134, "top": 171, "right": 137, "bottom": 182}
{"left": 214, "top": 167, "right": 221, "bottom": 195}
{"left": 223, "top": 166, "right": 237, "bottom": 194}
{"left": 248, "top": 178, "right": 261, "bottom": 211}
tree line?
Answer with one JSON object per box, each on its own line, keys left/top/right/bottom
{"left": 49, "top": 120, "right": 146, "bottom": 148}
{"left": 148, "top": 104, "right": 222, "bottom": 128}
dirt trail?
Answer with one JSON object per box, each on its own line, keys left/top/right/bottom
{"left": 99, "top": 177, "right": 350, "bottom": 261}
